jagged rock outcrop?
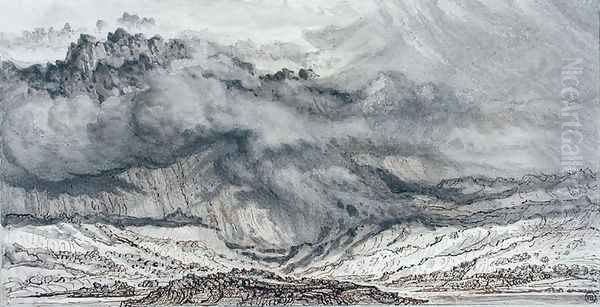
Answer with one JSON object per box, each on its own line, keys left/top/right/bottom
{"left": 259, "top": 67, "right": 318, "bottom": 81}
{"left": 121, "top": 269, "right": 427, "bottom": 306}
{"left": 3, "top": 28, "right": 190, "bottom": 101}
{"left": 70, "top": 281, "right": 135, "bottom": 298}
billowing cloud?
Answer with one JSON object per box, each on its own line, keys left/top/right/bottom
{"left": 0, "top": 63, "right": 372, "bottom": 184}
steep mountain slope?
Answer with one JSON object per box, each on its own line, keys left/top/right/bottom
{"left": 1, "top": 1, "right": 600, "bottom": 304}
{"left": 4, "top": 170, "right": 600, "bottom": 303}
{"left": 1, "top": 28, "right": 521, "bottom": 250}
{"left": 302, "top": 0, "right": 600, "bottom": 175}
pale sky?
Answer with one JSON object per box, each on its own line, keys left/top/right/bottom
{"left": 0, "top": 0, "right": 375, "bottom": 45}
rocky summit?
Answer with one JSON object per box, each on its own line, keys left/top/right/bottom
{"left": 1, "top": 28, "right": 190, "bottom": 101}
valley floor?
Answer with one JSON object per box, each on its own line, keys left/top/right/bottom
{"left": 3, "top": 221, "right": 599, "bottom": 306}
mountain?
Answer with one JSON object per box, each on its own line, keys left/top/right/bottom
{"left": 1, "top": 28, "right": 189, "bottom": 101}
{"left": 4, "top": 170, "right": 599, "bottom": 304}
{"left": 2, "top": 1, "right": 600, "bottom": 305}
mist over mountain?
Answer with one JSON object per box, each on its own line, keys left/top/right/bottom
{"left": 1, "top": 1, "right": 600, "bottom": 305}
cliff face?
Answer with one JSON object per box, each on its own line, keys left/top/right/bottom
{"left": 4, "top": 169, "right": 599, "bottom": 301}
{"left": 0, "top": 26, "right": 598, "bottom": 256}
{"left": 0, "top": 28, "right": 461, "bottom": 250}
{"left": 2, "top": 140, "right": 598, "bottom": 251}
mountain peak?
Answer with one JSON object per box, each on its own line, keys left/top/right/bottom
{"left": 2, "top": 28, "right": 190, "bottom": 101}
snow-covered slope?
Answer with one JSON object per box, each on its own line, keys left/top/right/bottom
{"left": 1, "top": 1, "right": 600, "bottom": 305}
{"left": 4, "top": 170, "right": 600, "bottom": 301}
